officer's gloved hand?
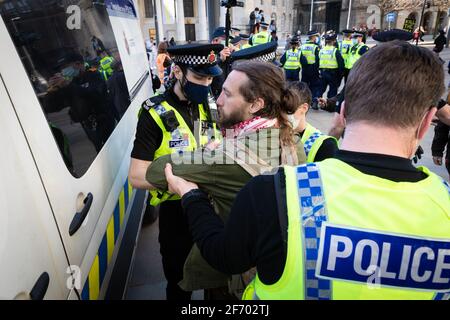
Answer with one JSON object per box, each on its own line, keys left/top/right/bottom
{"left": 413, "top": 145, "right": 424, "bottom": 164}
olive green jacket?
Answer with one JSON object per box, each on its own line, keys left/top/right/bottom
{"left": 146, "top": 128, "right": 306, "bottom": 291}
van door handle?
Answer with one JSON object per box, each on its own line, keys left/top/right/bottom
{"left": 30, "top": 272, "right": 50, "bottom": 300}
{"left": 69, "top": 193, "right": 93, "bottom": 236}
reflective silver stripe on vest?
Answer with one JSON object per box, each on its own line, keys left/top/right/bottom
{"left": 303, "top": 132, "right": 324, "bottom": 158}
{"left": 296, "top": 163, "right": 331, "bottom": 300}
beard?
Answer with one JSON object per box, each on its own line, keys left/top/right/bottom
{"left": 218, "top": 106, "right": 247, "bottom": 129}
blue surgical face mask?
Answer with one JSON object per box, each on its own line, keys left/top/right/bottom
{"left": 61, "top": 66, "right": 80, "bottom": 79}
{"left": 352, "top": 38, "right": 358, "bottom": 45}
{"left": 183, "top": 79, "right": 210, "bottom": 104}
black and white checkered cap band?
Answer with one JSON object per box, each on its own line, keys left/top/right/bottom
{"left": 251, "top": 51, "right": 276, "bottom": 62}
{"left": 173, "top": 55, "right": 216, "bottom": 65}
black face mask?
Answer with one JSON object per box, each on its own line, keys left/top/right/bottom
{"left": 182, "top": 79, "right": 210, "bottom": 104}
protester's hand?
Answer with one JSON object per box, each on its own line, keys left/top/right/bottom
{"left": 433, "top": 156, "right": 443, "bottom": 166}
{"left": 48, "top": 73, "right": 70, "bottom": 91}
{"left": 220, "top": 47, "right": 232, "bottom": 61}
{"left": 164, "top": 163, "right": 198, "bottom": 197}
{"left": 318, "top": 97, "right": 327, "bottom": 107}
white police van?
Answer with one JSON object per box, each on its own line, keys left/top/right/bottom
{"left": 0, "top": 0, "right": 153, "bottom": 299}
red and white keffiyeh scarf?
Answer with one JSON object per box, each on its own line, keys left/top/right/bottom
{"left": 221, "top": 116, "right": 278, "bottom": 139}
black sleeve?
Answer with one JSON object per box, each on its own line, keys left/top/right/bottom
{"left": 280, "top": 52, "right": 287, "bottom": 66}
{"left": 314, "top": 47, "right": 320, "bottom": 69}
{"left": 335, "top": 50, "right": 345, "bottom": 71}
{"left": 182, "top": 172, "right": 286, "bottom": 285}
{"left": 130, "top": 109, "right": 163, "bottom": 161}
{"left": 300, "top": 54, "right": 308, "bottom": 67}
{"left": 314, "top": 137, "right": 339, "bottom": 161}
{"left": 431, "top": 121, "right": 450, "bottom": 157}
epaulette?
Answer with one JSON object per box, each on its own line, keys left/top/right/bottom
{"left": 141, "top": 94, "right": 165, "bottom": 111}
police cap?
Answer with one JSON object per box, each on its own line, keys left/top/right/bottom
{"left": 239, "top": 33, "right": 251, "bottom": 40}
{"left": 352, "top": 31, "right": 365, "bottom": 38}
{"left": 230, "top": 36, "right": 242, "bottom": 45}
{"left": 290, "top": 36, "right": 300, "bottom": 44}
{"left": 211, "top": 27, "right": 226, "bottom": 39}
{"left": 167, "top": 43, "right": 224, "bottom": 77}
{"left": 230, "top": 41, "right": 277, "bottom": 63}
{"left": 324, "top": 33, "right": 337, "bottom": 41}
{"left": 307, "top": 30, "right": 320, "bottom": 37}
{"left": 260, "top": 22, "right": 269, "bottom": 28}
{"left": 372, "top": 29, "right": 413, "bottom": 42}
{"left": 341, "top": 29, "right": 353, "bottom": 35}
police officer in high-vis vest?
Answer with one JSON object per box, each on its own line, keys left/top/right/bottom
{"left": 348, "top": 31, "right": 369, "bottom": 71}
{"left": 128, "top": 43, "right": 222, "bottom": 300}
{"left": 280, "top": 36, "right": 306, "bottom": 82}
{"left": 239, "top": 33, "right": 252, "bottom": 49}
{"left": 250, "top": 22, "right": 272, "bottom": 46}
{"left": 164, "top": 41, "right": 450, "bottom": 300}
{"left": 300, "top": 30, "right": 322, "bottom": 110}
{"left": 287, "top": 81, "right": 338, "bottom": 162}
{"left": 98, "top": 50, "right": 115, "bottom": 80}
{"left": 319, "top": 33, "right": 345, "bottom": 100}
{"left": 339, "top": 29, "right": 354, "bottom": 82}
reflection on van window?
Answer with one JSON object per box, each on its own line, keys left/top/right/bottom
{"left": 0, "top": 1, "right": 131, "bottom": 177}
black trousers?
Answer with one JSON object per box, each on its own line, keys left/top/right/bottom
{"left": 158, "top": 200, "right": 193, "bottom": 300}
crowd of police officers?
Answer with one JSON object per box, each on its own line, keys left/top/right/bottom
{"left": 128, "top": 23, "right": 450, "bottom": 301}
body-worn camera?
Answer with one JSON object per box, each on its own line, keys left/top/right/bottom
{"left": 160, "top": 110, "right": 180, "bottom": 132}
{"left": 220, "top": 0, "right": 244, "bottom": 8}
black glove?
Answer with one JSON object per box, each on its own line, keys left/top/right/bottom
{"left": 413, "top": 145, "right": 424, "bottom": 164}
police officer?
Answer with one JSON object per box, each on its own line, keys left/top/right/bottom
{"left": 348, "top": 31, "right": 369, "bottom": 70}
{"left": 250, "top": 22, "right": 272, "bottom": 46}
{"left": 300, "top": 30, "right": 322, "bottom": 110}
{"left": 98, "top": 50, "right": 115, "bottom": 80}
{"left": 319, "top": 33, "right": 344, "bottom": 100}
{"left": 128, "top": 43, "right": 222, "bottom": 300}
{"left": 339, "top": 30, "right": 354, "bottom": 82}
{"left": 239, "top": 33, "right": 252, "bottom": 49}
{"left": 164, "top": 41, "right": 450, "bottom": 300}
{"left": 288, "top": 81, "right": 338, "bottom": 162}
{"left": 280, "top": 36, "right": 306, "bottom": 82}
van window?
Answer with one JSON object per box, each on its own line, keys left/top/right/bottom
{"left": 0, "top": 1, "right": 131, "bottom": 177}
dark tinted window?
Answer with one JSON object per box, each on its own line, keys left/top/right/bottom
{"left": 144, "top": 0, "right": 154, "bottom": 18}
{"left": 183, "top": 0, "right": 194, "bottom": 17}
{"left": 0, "top": 0, "right": 130, "bottom": 177}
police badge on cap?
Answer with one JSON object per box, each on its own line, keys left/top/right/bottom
{"left": 167, "top": 43, "right": 224, "bottom": 77}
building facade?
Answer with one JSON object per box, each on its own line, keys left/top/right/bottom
{"left": 292, "top": 0, "right": 449, "bottom": 36}
{"left": 136, "top": 0, "right": 296, "bottom": 44}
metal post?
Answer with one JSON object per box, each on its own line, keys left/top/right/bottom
{"left": 346, "top": 0, "right": 353, "bottom": 29}
{"left": 416, "top": 0, "right": 427, "bottom": 46}
{"left": 309, "top": 0, "right": 314, "bottom": 31}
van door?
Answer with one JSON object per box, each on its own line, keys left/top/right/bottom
{"left": 0, "top": 74, "right": 71, "bottom": 300}
{"left": 0, "top": 1, "right": 151, "bottom": 299}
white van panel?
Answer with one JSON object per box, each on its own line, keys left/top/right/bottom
{"left": 0, "top": 16, "right": 152, "bottom": 295}
{"left": 0, "top": 75, "right": 70, "bottom": 299}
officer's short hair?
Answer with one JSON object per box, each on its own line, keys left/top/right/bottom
{"left": 345, "top": 40, "right": 444, "bottom": 128}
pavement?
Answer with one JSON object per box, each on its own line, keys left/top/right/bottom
{"left": 126, "top": 42, "right": 450, "bottom": 300}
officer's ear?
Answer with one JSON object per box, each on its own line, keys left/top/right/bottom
{"left": 173, "top": 65, "right": 184, "bottom": 80}
{"left": 249, "top": 97, "right": 264, "bottom": 115}
{"left": 416, "top": 106, "right": 437, "bottom": 141}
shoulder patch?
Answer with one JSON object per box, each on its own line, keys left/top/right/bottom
{"left": 141, "top": 95, "right": 165, "bottom": 111}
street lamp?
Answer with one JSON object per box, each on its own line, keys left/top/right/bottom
{"left": 309, "top": 0, "right": 314, "bottom": 31}
{"left": 346, "top": 0, "right": 353, "bottom": 29}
